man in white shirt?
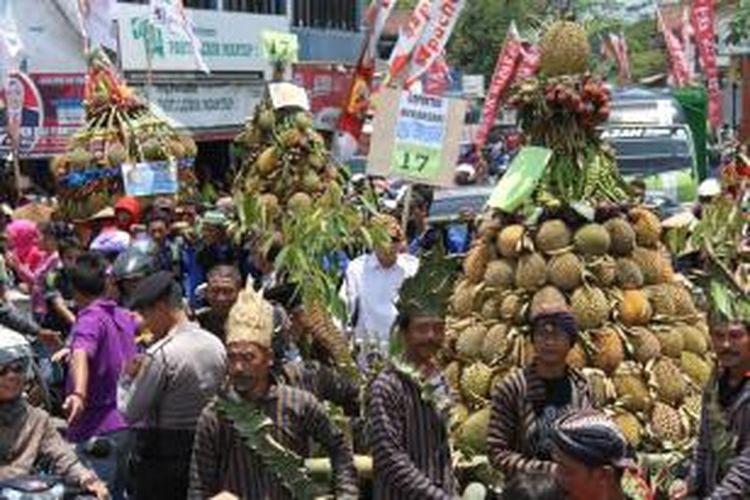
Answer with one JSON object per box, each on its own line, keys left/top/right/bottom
{"left": 340, "top": 215, "right": 419, "bottom": 362}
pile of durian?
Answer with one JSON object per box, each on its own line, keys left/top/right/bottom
{"left": 53, "top": 49, "right": 198, "bottom": 219}
{"left": 445, "top": 206, "right": 712, "bottom": 458}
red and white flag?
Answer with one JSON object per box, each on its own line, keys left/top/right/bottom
{"left": 691, "top": 0, "right": 722, "bottom": 129}
{"left": 606, "top": 32, "right": 631, "bottom": 85}
{"left": 77, "top": 0, "right": 117, "bottom": 51}
{"left": 149, "top": 0, "right": 209, "bottom": 73}
{"left": 404, "top": 0, "right": 465, "bottom": 88}
{"left": 423, "top": 52, "right": 452, "bottom": 96}
{"left": 681, "top": 5, "right": 695, "bottom": 83}
{"left": 475, "top": 22, "right": 522, "bottom": 150}
{"left": 387, "top": 0, "right": 432, "bottom": 83}
{"left": 516, "top": 43, "right": 540, "bottom": 80}
{"left": 0, "top": 0, "right": 22, "bottom": 85}
{"left": 656, "top": 4, "right": 690, "bottom": 87}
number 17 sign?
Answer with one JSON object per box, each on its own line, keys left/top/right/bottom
{"left": 368, "top": 88, "right": 466, "bottom": 187}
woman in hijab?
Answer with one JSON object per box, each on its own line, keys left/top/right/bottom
{"left": 5, "top": 219, "right": 46, "bottom": 286}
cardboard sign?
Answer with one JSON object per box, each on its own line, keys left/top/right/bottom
{"left": 121, "top": 160, "right": 178, "bottom": 197}
{"left": 368, "top": 88, "right": 465, "bottom": 187}
{"left": 268, "top": 82, "right": 310, "bottom": 111}
{"left": 487, "top": 146, "right": 552, "bottom": 213}
{"left": 262, "top": 31, "right": 299, "bottom": 63}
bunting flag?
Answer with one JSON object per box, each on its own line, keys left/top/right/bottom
{"left": 335, "top": 0, "right": 395, "bottom": 160}
{"left": 77, "top": 0, "right": 117, "bottom": 51}
{"left": 387, "top": 0, "right": 432, "bottom": 83}
{"left": 516, "top": 43, "right": 540, "bottom": 80}
{"left": 475, "top": 22, "right": 522, "bottom": 150}
{"left": 691, "top": 0, "right": 722, "bottom": 129}
{"left": 149, "top": 0, "right": 209, "bottom": 73}
{"left": 606, "top": 32, "right": 632, "bottom": 85}
{"left": 404, "top": 0, "right": 465, "bottom": 88}
{"left": 656, "top": 3, "right": 690, "bottom": 87}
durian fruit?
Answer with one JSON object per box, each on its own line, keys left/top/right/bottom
{"left": 680, "top": 351, "right": 712, "bottom": 388}
{"left": 582, "top": 368, "right": 615, "bottom": 407}
{"left": 106, "top": 142, "right": 128, "bottom": 167}
{"left": 588, "top": 255, "right": 617, "bottom": 287}
{"left": 613, "top": 410, "right": 644, "bottom": 448}
{"left": 681, "top": 393, "right": 703, "bottom": 423}
{"left": 591, "top": 326, "right": 624, "bottom": 375}
{"left": 604, "top": 218, "right": 636, "bottom": 256}
{"left": 670, "top": 284, "right": 698, "bottom": 317}
{"left": 515, "top": 253, "right": 547, "bottom": 291}
{"left": 650, "top": 402, "right": 687, "bottom": 444}
{"left": 630, "top": 207, "right": 662, "bottom": 248}
{"left": 461, "top": 362, "right": 494, "bottom": 404}
{"left": 497, "top": 225, "right": 525, "bottom": 259}
{"left": 480, "top": 297, "right": 500, "bottom": 320}
{"left": 68, "top": 147, "right": 94, "bottom": 169}
{"left": 616, "top": 258, "right": 644, "bottom": 290}
{"left": 499, "top": 293, "right": 525, "bottom": 325}
{"left": 627, "top": 327, "right": 662, "bottom": 364}
{"left": 679, "top": 324, "right": 709, "bottom": 356}
{"left": 455, "top": 407, "right": 491, "bottom": 455}
{"left": 547, "top": 252, "right": 583, "bottom": 291}
{"left": 484, "top": 260, "right": 516, "bottom": 289}
{"left": 646, "top": 285, "right": 677, "bottom": 317}
{"left": 618, "top": 290, "right": 652, "bottom": 327}
{"left": 530, "top": 286, "right": 567, "bottom": 319}
{"left": 456, "top": 324, "right": 487, "bottom": 359}
{"left": 535, "top": 219, "right": 572, "bottom": 254}
{"left": 566, "top": 343, "right": 588, "bottom": 370}
{"left": 632, "top": 247, "right": 664, "bottom": 286}
{"left": 464, "top": 244, "right": 492, "bottom": 283}
{"left": 450, "top": 403, "right": 470, "bottom": 431}
{"left": 570, "top": 286, "right": 610, "bottom": 330}
{"left": 287, "top": 192, "right": 312, "bottom": 212}
{"left": 653, "top": 326, "right": 685, "bottom": 358}
{"left": 539, "top": 20, "right": 590, "bottom": 76}
{"left": 444, "top": 361, "right": 461, "bottom": 392}
{"left": 650, "top": 358, "right": 687, "bottom": 406}
{"left": 452, "top": 280, "right": 479, "bottom": 318}
{"left": 574, "top": 224, "right": 611, "bottom": 256}
{"left": 481, "top": 324, "right": 510, "bottom": 363}
{"left": 613, "top": 362, "right": 652, "bottom": 413}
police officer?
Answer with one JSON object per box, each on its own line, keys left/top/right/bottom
{"left": 117, "top": 272, "right": 226, "bottom": 500}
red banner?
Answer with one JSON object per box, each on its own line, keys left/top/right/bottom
{"left": 475, "top": 23, "right": 521, "bottom": 150}
{"left": 292, "top": 64, "right": 352, "bottom": 131}
{"left": 387, "top": 0, "right": 432, "bottom": 82}
{"left": 516, "top": 43, "right": 540, "bottom": 80}
{"left": 423, "top": 53, "right": 451, "bottom": 96}
{"left": 606, "top": 33, "right": 632, "bottom": 85}
{"left": 691, "top": 0, "right": 722, "bottom": 129}
{"left": 657, "top": 4, "right": 690, "bottom": 87}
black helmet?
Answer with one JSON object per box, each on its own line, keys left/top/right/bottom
{"left": 111, "top": 239, "right": 159, "bottom": 282}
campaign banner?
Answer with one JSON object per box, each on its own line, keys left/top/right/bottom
{"left": 121, "top": 160, "right": 178, "bottom": 196}
{"left": 475, "top": 23, "right": 521, "bottom": 150}
{"left": 292, "top": 64, "right": 352, "bottom": 131}
{"left": 691, "top": 0, "right": 722, "bottom": 129}
{"left": 0, "top": 73, "right": 85, "bottom": 157}
{"left": 387, "top": 0, "right": 432, "bottom": 82}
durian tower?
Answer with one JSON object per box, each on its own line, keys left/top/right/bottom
{"left": 53, "top": 49, "right": 197, "bottom": 219}
{"left": 448, "top": 21, "right": 711, "bottom": 461}
{"left": 447, "top": 209, "right": 711, "bottom": 458}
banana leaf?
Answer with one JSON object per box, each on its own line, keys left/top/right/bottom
{"left": 487, "top": 146, "right": 552, "bottom": 214}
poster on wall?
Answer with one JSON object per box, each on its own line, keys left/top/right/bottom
{"left": 292, "top": 64, "right": 352, "bottom": 131}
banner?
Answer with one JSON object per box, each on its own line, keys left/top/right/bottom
{"left": 656, "top": 4, "right": 690, "bottom": 87}
{"left": 121, "top": 160, "right": 178, "bottom": 197}
{"left": 606, "top": 33, "right": 631, "bottom": 85}
{"left": 423, "top": 53, "right": 452, "bottom": 96}
{"left": 475, "top": 22, "right": 521, "bottom": 150}
{"left": 368, "top": 0, "right": 397, "bottom": 59}
{"left": 0, "top": 0, "right": 22, "bottom": 83}
{"left": 292, "top": 64, "right": 351, "bottom": 130}
{"left": 681, "top": 6, "right": 695, "bottom": 83}
{"left": 516, "top": 43, "right": 540, "bottom": 80}
{"left": 387, "top": 0, "right": 432, "bottom": 82}
{"left": 149, "top": 0, "right": 209, "bottom": 73}
{"left": 405, "top": 0, "right": 465, "bottom": 88}
{"left": 691, "top": 0, "right": 722, "bottom": 129}
{"left": 77, "top": 0, "right": 117, "bottom": 50}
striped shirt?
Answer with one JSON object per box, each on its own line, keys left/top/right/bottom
{"left": 280, "top": 360, "right": 360, "bottom": 417}
{"left": 487, "top": 364, "right": 592, "bottom": 477}
{"left": 188, "top": 384, "right": 359, "bottom": 499}
{"left": 366, "top": 365, "right": 457, "bottom": 500}
{"left": 689, "top": 369, "right": 750, "bottom": 498}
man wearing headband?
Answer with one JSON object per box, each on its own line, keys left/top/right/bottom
{"left": 367, "top": 248, "right": 460, "bottom": 499}
{"left": 188, "top": 283, "right": 358, "bottom": 499}
{"left": 551, "top": 409, "right": 636, "bottom": 500}
{"left": 0, "top": 329, "right": 109, "bottom": 499}
{"left": 488, "top": 304, "right": 592, "bottom": 478}
{"left": 677, "top": 292, "right": 750, "bottom": 498}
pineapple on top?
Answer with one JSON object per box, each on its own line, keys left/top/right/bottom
{"left": 487, "top": 302, "right": 593, "bottom": 478}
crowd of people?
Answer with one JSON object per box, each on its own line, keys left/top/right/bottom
{"left": 0, "top": 189, "right": 748, "bottom": 500}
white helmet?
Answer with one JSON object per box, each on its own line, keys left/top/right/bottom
{"left": 0, "top": 328, "right": 31, "bottom": 372}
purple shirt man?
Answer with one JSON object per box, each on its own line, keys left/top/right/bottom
{"left": 67, "top": 299, "right": 137, "bottom": 442}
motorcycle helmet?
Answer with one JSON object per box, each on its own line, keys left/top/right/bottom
{"left": 111, "top": 239, "right": 159, "bottom": 283}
